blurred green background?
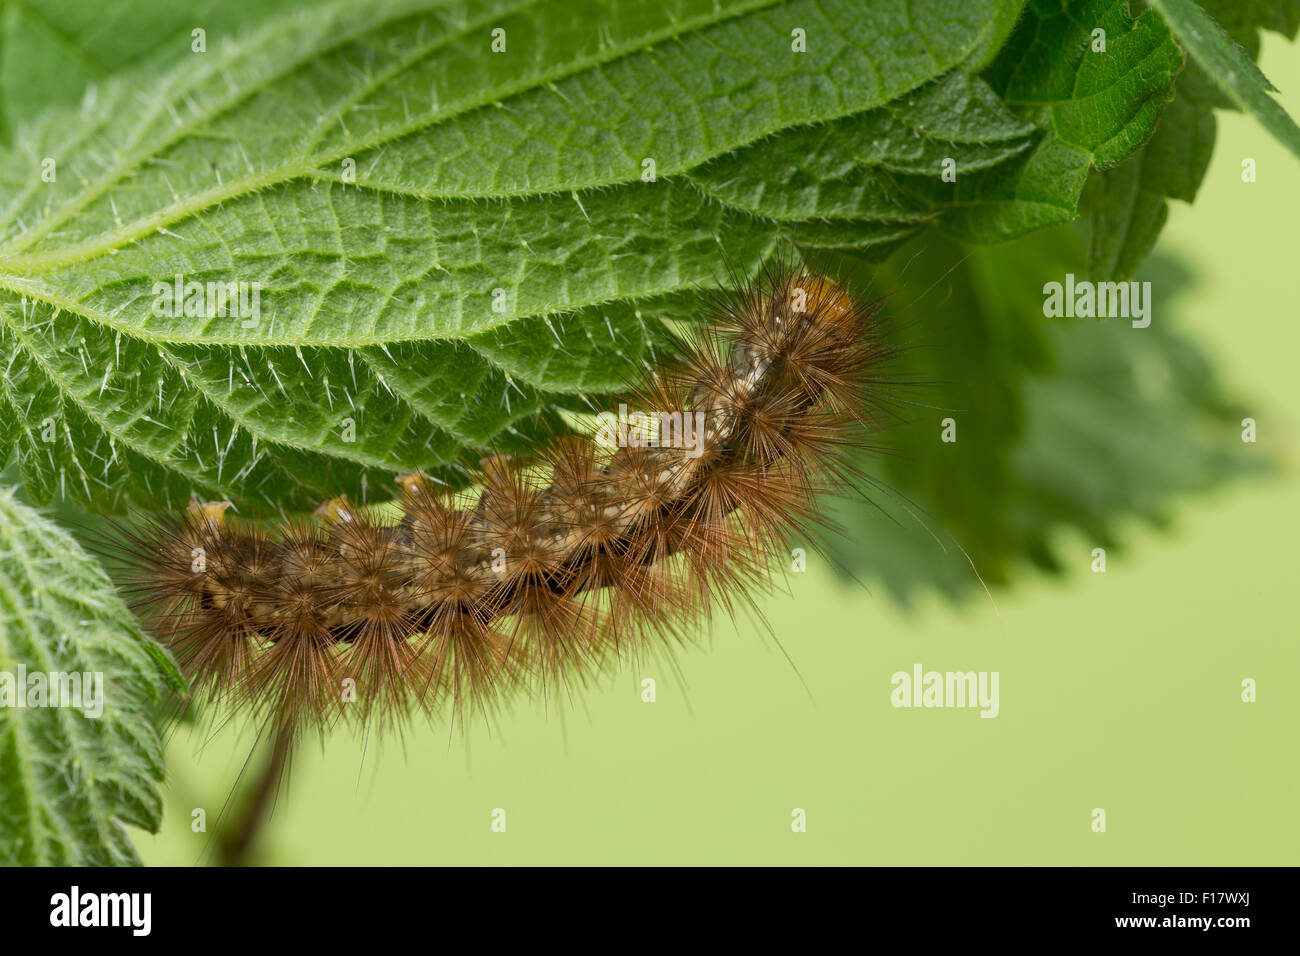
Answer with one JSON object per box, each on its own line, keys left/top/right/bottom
{"left": 136, "top": 38, "right": 1299, "bottom": 867}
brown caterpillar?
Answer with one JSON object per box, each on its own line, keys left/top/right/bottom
{"left": 119, "top": 265, "right": 895, "bottom": 743}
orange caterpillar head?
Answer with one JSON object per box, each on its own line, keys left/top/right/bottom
{"left": 797, "top": 272, "right": 857, "bottom": 326}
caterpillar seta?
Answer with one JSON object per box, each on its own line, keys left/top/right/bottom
{"left": 118, "top": 264, "right": 899, "bottom": 744}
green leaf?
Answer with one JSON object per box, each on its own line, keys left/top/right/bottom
{"left": 1085, "top": 95, "right": 1200, "bottom": 279}
{"left": 687, "top": 71, "right": 1035, "bottom": 224}
{"left": 0, "top": 0, "right": 1019, "bottom": 516}
{"left": 0, "top": 489, "right": 182, "bottom": 865}
{"left": 1087, "top": 0, "right": 1300, "bottom": 278}
{"left": 809, "top": 229, "right": 1266, "bottom": 604}
{"left": 900, "top": 0, "right": 1184, "bottom": 243}
{"left": 1150, "top": 0, "right": 1300, "bottom": 160}
{"left": 960, "top": 0, "right": 1031, "bottom": 72}
{"left": 0, "top": 0, "right": 302, "bottom": 141}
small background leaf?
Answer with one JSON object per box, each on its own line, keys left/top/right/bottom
{"left": 807, "top": 227, "right": 1268, "bottom": 604}
{"left": 1151, "top": 0, "right": 1300, "bottom": 159}
{"left": 1088, "top": 0, "right": 1300, "bottom": 278}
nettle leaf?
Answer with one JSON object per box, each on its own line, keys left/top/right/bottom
{"left": 961, "top": 0, "right": 1031, "bottom": 72}
{"left": 0, "top": 0, "right": 1022, "bottom": 516}
{"left": 1088, "top": 0, "right": 1300, "bottom": 278}
{"left": 687, "top": 71, "right": 1036, "bottom": 227}
{"left": 0, "top": 0, "right": 301, "bottom": 141}
{"left": 1151, "top": 0, "right": 1300, "bottom": 160}
{"left": 0, "top": 489, "right": 183, "bottom": 865}
{"left": 897, "top": 0, "right": 1184, "bottom": 243}
{"left": 810, "top": 230, "right": 1265, "bottom": 604}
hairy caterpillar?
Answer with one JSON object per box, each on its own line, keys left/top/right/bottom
{"left": 119, "top": 265, "right": 896, "bottom": 743}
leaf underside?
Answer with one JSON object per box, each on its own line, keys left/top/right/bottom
{"left": 0, "top": 0, "right": 1290, "bottom": 590}
{"left": 0, "top": 0, "right": 1198, "bottom": 518}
